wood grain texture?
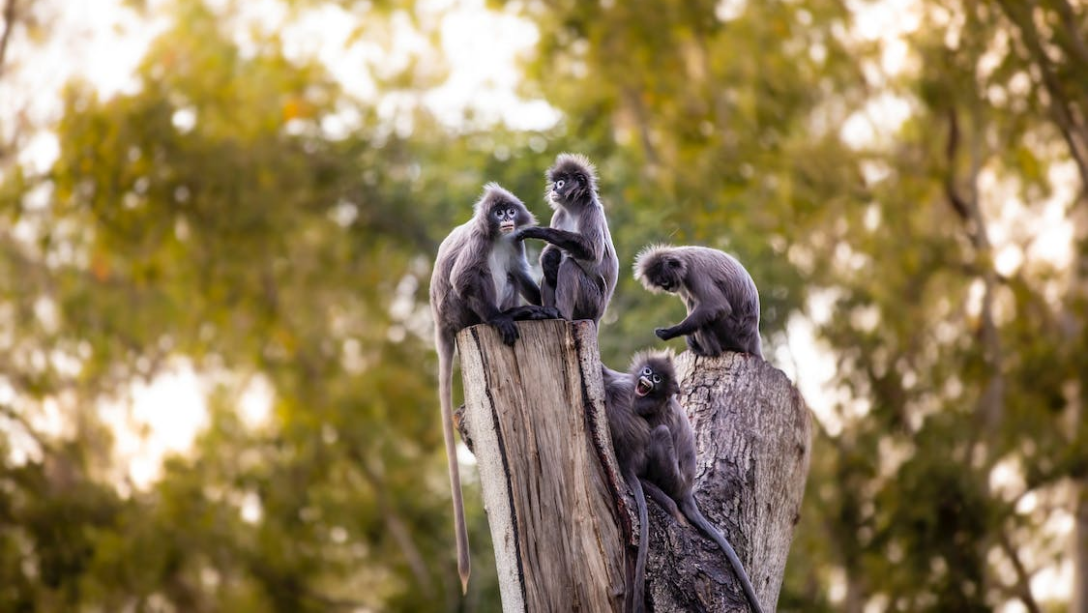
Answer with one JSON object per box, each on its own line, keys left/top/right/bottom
{"left": 642, "top": 351, "right": 811, "bottom": 612}
{"left": 457, "top": 319, "right": 629, "bottom": 613}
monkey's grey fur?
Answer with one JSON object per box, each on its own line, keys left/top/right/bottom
{"left": 601, "top": 363, "right": 651, "bottom": 613}
{"left": 603, "top": 350, "right": 764, "bottom": 613}
{"left": 516, "top": 153, "right": 619, "bottom": 325}
{"left": 429, "top": 183, "right": 555, "bottom": 593}
{"left": 633, "top": 245, "right": 763, "bottom": 358}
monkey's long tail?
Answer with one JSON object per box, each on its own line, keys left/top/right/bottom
{"left": 680, "top": 497, "right": 763, "bottom": 613}
{"left": 625, "top": 471, "right": 648, "bottom": 613}
{"left": 437, "top": 331, "right": 471, "bottom": 594}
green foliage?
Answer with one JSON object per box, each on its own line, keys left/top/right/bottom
{"left": 1, "top": 0, "right": 1086, "bottom": 610}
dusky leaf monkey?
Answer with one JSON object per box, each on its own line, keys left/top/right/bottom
{"left": 603, "top": 350, "right": 764, "bottom": 613}
{"left": 429, "top": 183, "right": 555, "bottom": 592}
{"left": 516, "top": 153, "right": 619, "bottom": 326}
{"left": 601, "top": 363, "right": 651, "bottom": 613}
{"left": 633, "top": 245, "right": 763, "bottom": 358}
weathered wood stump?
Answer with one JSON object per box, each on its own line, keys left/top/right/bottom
{"left": 456, "top": 319, "right": 810, "bottom": 612}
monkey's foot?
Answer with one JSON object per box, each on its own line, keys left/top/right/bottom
{"left": 503, "top": 305, "right": 562, "bottom": 321}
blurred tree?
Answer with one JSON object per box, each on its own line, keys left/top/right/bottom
{"left": 2, "top": 0, "right": 1086, "bottom": 611}
{"left": 0, "top": 0, "right": 532, "bottom": 610}
{"left": 509, "top": 0, "right": 1086, "bottom": 611}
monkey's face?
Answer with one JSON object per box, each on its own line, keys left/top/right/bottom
{"left": 490, "top": 203, "right": 526, "bottom": 237}
{"left": 547, "top": 166, "right": 592, "bottom": 207}
{"left": 632, "top": 357, "right": 680, "bottom": 400}
{"left": 640, "top": 256, "right": 686, "bottom": 294}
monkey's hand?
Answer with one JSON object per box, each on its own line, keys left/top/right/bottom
{"left": 655, "top": 326, "right": 679, "bottom": 341}
{"left": 490, "top": 315, "right": 519, "bottom": 346}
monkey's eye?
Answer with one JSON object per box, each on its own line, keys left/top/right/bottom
{"left": 555, "top": 179, "right": 565, "bottom": 189}
{"left": 506, "top": 208, "right": 515, "bottom": 218}
{"left": 641, "top": 367, "right": 652, "bottom": 377}
{"left": 652, "top": 374, "right": 661, "bottom": 383}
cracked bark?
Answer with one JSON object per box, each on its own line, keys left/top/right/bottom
{"left": 456, "top": 319, "right": 811, "bottom": 612}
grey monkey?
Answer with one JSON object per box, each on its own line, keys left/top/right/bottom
{"left": 633, "top": 245, "right": 763, "bottom": 358}
{"left": 627, "top": 349, "right": 763, "bottom": 613}
{"left": 516, "top": 153, "right": 619, "bottom": 325}
{"left": 601, "top": 363, "right": 651, "bottom": 613}
{"left": 429, "top": 183, "right": 557, "bottom": 592}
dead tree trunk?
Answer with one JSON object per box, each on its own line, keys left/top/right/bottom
{"left": 457, "top": 320, "right": 811, "bottom": 612}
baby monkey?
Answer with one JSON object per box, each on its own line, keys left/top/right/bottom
{"left": 605, "top": 350, "right": 763, "bottom": 613}
{"left": 634, "top": 245, "right": 763, "bottom": 358}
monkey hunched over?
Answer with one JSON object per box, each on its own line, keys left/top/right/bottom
{"left": 634, "top": 245, "right": 763, "bottom": 358}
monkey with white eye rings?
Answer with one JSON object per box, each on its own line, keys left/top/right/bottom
{"left": 603, "top": 350, "right": 764, "bottom": 613}
{"left": 601, "top": 364, "right": 651, "bottom": 613}
{"left": 633, "top": 245, "right": 763, "bottom": 358}
{"left": 429, "top": 183, "right": 557, "bottom": 593}
{"left": 515, "top": 153, "right": 619, "bottom": 326}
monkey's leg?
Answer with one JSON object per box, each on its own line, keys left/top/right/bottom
{"left": 541, "top": 280, "right": 557, "bottom": 310}
{"left": 541, "top": 245, "right": 562, "bottom": 287}
{"left": 691, "top": 328, "right": 723, "bottom": 357}
{"left": 640, "top": 478, "right": 682, "bottom": 522}
{"left": 553, "top": 260, "right": 587, "bottom": 321}
{"left": 647, "top": 426, "right": 685, "bottom": 489}
{"left": 685, "top": 334, "right": 707, "bottom": 355}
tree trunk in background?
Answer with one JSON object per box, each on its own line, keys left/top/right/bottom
{"left": 1075, "top": 480, "right": 1088, "bottom": 613}
{"left": 457, "top": 320, "right": 812, "bottom": 612}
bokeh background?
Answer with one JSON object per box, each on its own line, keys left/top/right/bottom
{"left": 0, "top": 0, "right": 1085, "bottom": 611}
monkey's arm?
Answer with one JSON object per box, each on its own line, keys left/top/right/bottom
{"left": 655, "top": 278, "right": 732, "bottom": 340}
{"left": 515, "top": 227, "right": 600, "bottom": 262}
{"left": 511, "top": 259, "right": 543, "bottom": 306}
{"left": 453, "top": 266, "right": 519, "bottom": 346}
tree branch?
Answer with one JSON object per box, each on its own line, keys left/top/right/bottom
{"left": 998, "top": 530, "right": 1041, "bottom": 613}
{"left": 996, "top": 0, "right": 1088, "bottom": 190}
{"left": 353, "top": 451, "right": 435, "bottom": 598}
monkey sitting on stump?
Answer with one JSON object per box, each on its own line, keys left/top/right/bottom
{"left": 429, "top": 183, "right": 557, "bottom": 593}
{"left": 515, "top": 153, "right": 619, "bottom": 326}
{"left": 633, "top": 245, "right": 763, "bottom": 358}
{"left": 602, "top": 350, "right": 764, "bottom": 613}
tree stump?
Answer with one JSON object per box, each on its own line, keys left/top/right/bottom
{"left": 456, "top": 320, "right": 811, "bottom": 612}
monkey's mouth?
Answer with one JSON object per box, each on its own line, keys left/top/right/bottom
{"left": 499, "top": 221, "right": 515, "bottom": 234}
{"left": 636, "top": 376, "right": 653, "bottom": 397}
